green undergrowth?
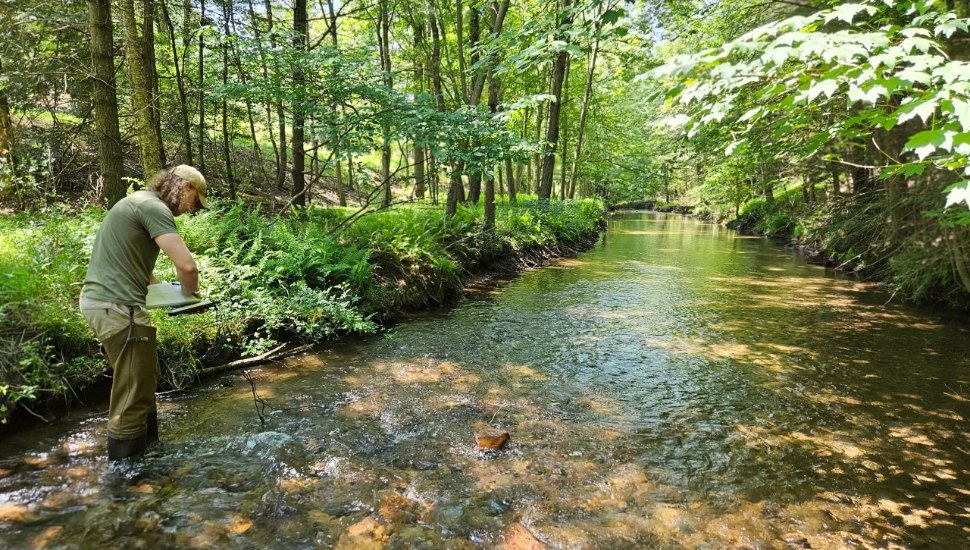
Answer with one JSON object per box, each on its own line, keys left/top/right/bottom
{"left": 0, "top": 197, "right": 605, "bottom": 425}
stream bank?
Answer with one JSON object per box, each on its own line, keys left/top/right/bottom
{"left": 0, "top": 200, "right": 606, "bottom": 430}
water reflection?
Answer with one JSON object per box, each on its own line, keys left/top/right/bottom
{"left": 1, "top": 212, "right": 969, "bottom": 548}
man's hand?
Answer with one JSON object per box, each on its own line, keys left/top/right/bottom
{"left": 154, "top": 233, "right": 199, "bottom": 296}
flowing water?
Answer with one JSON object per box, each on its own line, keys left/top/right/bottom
{"left": 2, "top": 211, "right": 969, "bottom": 549}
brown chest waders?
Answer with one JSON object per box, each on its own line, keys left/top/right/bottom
{"left": 103, "top": 306, "right": 160, "bottom": 460}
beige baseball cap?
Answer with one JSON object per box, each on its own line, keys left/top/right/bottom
{"left": 171, "top": 164, "right": 208, "bottom": 208}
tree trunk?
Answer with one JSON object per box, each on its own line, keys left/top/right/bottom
{"left": 455, "top": 0, "right": 467, "bottom": 103}
{"left": 347, "top": 153, "right": 357, "bottom": 202}
{"left": 533, "top": 99, "right": 543, "bottom": 193}
{"left": 522, "top": 107, "right": 531, "bottom": 193}
{"left": 505, "top": 158, "right": 516, "bottom": 203}
{"left": 378, "top": 0, "right": 392, "bottom": 208}
{"left": 465, "top": 1, "right": 509, "bottom": 205}
{"left": 465, "top": 4, "right": 483, "bottom": 204}
{"left": 88, "top": 0, "right": 126, "bottom": 207}
{"left": 291, "top": 0, "right": 307, "bottom": 208}
{"left": 229, "top": 7, "right": 268, "bottom": 184}
{"left": 162, "top": 1, "right": 193, "bottom": 164}
{"left": 568, "top": 9, "right": 601, "bottom": 200}
{"left": 429, "top": 1, "right": 463, "bottom": 218}
{"left": 121, "top": 0, "right": 163, "bottom": 179}
{"left": 198, "top": 0, "right": 207, "bottom": 172}
{"left": 327, "top": 0, "right": 346, "bottom": 206}
{"left": 446, "top": 170, "right": 462, "bottom": 218}
{"left": 559, "top": 60, "right": 571, "bottom": 199}
{"left": 484, "top": 71, "right": 500, "bottom": 230}
{"left": 142, "top": 0, "right": 165, "bottom": 166}
{"left": 538, "top": 0, "right": 573, "bottom": 200}
{"left": 263, "top": 0, "right": 287, "bottom": 189}
{"left": 428, "top": 149, "right": 438, "bottom": 204}
{"left": 413, "top": 143, "right": 426, "bottom": 199}
{"left": 0, "top": 57, "right": 13, "bottom": 172}
{"left": 221, "top": 0, "right": 236, "bottom": 199}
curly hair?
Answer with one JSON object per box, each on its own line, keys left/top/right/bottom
{"left": 148, "top": 169, "right": 186, "bottom": 213}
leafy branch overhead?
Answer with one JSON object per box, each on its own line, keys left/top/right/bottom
{"left": 646, "top": 0, "right": 970, "bottom": 209}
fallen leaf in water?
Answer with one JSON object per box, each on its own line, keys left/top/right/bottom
{"left": 129, "top": 483, "right": 154, "bottom": 494}
{"left": 475, "top": 428, "right": 510, "bottom": 450}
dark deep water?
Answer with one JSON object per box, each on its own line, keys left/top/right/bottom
{"left": 2, "top": 211, "right": 968, "bottom": 548}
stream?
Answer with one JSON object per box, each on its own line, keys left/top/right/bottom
{"left": 2, "top": 211, "right": 969, "bottom": 548}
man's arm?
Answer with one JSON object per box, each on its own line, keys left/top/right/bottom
{"left": 154, "top": 233, "right": 199, "bottom": 296}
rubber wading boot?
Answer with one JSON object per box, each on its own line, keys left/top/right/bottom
{"left": 146, "top": 410, "right": 159, "bottom": 444}
{"left": 107, "top": 435, "right": 148, "bottom": 460}
{"left": 101, "top": 322, "right": 160, "bottom": 456}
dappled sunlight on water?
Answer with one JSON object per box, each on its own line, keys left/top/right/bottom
{"left": 2, "top": 212, "right": 969, "bottom": 548}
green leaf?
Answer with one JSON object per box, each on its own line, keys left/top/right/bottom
{"left": 936, "top": 17, "right": 968, "bottom": 39}
{"left": 725, "top": 139, "right": 746, "bottom": 156}
{"left": 847, "top": 83, "right": 884, "bottom": 105}
{"left": 900, "top": 36, "right": 937, "bottom": 54}
{"left": 933, "top": 61, "right": 970, "bottom": 84}
{"left": 807, "top": 80, "right": 839, "bottom": 102}
{"left": 824, "top": 3, "right": 872, "bottom": 24}
{"left": 739, "top": 107, "right": 762, "bottom": 123}
{"left": 897, "top": 68, "right": 931, "bottom": 85}
{"left": 903, "top": 129, "right": 945, "bottom": 160}
{"left": 945, "top": 181, "right": 970, "bottom": 208}
{"left": 899, "top": 162, "right": 927, "bottom": 177}
{"left": 601, "top": 9, "right": 622, "bottom": 26}
{"left": 950, "top": 99, "right": 970, "bottom": 132}
{"left": 897, "top": 98, "right": 939, "bottom": 125}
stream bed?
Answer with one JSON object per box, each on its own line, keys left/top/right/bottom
{"left": 2, "top": 211, "right": 969, "bottom": 549}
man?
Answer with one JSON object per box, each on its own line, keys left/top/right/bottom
{"left": 79, "top": 165, "right": 207, "bottom": 460}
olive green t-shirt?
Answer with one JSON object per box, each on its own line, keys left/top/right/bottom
{"left": 82, "top": 190, "right": 178, "bottom": 305}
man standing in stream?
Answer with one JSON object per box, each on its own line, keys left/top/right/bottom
{"left": 79, "top": 165, "right": 208, "bottom": 460}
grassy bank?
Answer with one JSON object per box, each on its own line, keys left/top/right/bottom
{"left": 0, "top": 198, "right": 605, "bottom": 426}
